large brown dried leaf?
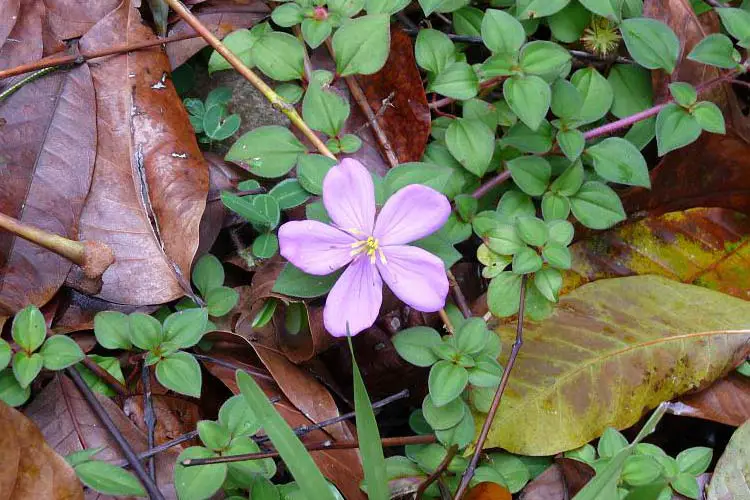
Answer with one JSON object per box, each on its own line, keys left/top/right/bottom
{"left": 77, "top": 0, "right": 208, "bottom": 305}
{"left": 484, "top": 276, "right": 750, "bottom": 455}
{"left": 0, "top": 64, "right": 96, "bottom": 315}
{"left": 671, "top": 373, "right": 750, "bottom": 427}
{"left": 0, "top": 0, "right": 43, "bottom": 75}
{"left": 0, "top": 396, "right": 83, "bottom": 500}
{"left": 43, "top": 0, "right": 119, "bottom": 41}
{"left": 0, "top": 0, "right": 19, "bottom": 48}
{"left": 24, "top": 375, "right": 178, "bottom": 499}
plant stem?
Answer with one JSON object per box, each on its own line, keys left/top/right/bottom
{"left": 79, "top": 357, "right": 129, "bottom": 396}
{"left": 192, "top": 353, "right": 276, "bottom": 382}
{"left": 0, "top": 212, "right": 114, "bottom": 279}
{"left": 141, "top": 363, "right": 156, "bottom": 480}
{"left": 429, "top": 76, "right": 505, "bottom": 109}
{"left": 470, "top": 170, "right": 512, "bottom": 199}
{"left": 163, "top": 0, "right": 336, "bottom": 160}
{"left": 438, "top": 309, "right": 455, "bottom": 334}
{"left": 182, "top": 434, "right": 436, "bottom": 466}
{"left": 416, "top": 445, "right": 458, "bottom": 499}
{"left": 447, "top": 270, "right": 471, "bottom": 319}
{"left": 0, "top": 67, "right": 58, "bottom": 100}
{"left": 65, "top": 367, "right": 165, "bottom": 500}
{"left": 453, "top": 275, "right": 528, "bottom": 500}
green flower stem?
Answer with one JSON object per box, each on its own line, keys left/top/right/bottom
{"left": 0, "top": 67, "right": 57, "bottom": 101}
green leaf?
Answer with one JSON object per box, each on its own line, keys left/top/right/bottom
{"left": 455, "top": 194, "right": 479, "bottom": 222}
{"left": 547, "top": 219, "right": 574, "bottom": 246}
{"left": 13, "top": 352, "right": 42, "bottom": 388}
{"left": 428, "top": 360, "right": 468, "bottom": 406}
{"left": 208, "top": 27, "right": 264, "bottom": 74}
{"left": 156, "top": 351, "right": 202, "bottom": 398}
{"left": 455, "top": 317, "right": 491, "bottom": 355}
{"left": 252, "top": 31, "right": 305, "bottom": 81}
{"left": 548, "top": 1, "right": 591, "bottom": 42}
{"left": 40, "top": 336, "right": 84, "bottom": 370}
{"left": 557, "top": 129, "right": 585, "bottom": 161}
{"left": 692, "top": 101, "right": 726, "bottom": 134}
{"left": 463, "top": 99, "right": 498, "bottom": 130}
{"left": 12, "top": 305, "right": 46, "bottom": 353}
{"left": 453, "top": 7, "right": 484, "bottom": 36}
{"left": 192, "top": 254, "right": 224, "bottom": 297}
{"left": 225, "top": 437, "right": 276, "bottom": 485}
{"left": 205, "top": 286, "right": 238, "bottom": 318}
{"left": 419, "top": 0, "right": 470, "bottom": 15}
{"left": 237, "top": 371, "right": 336, "bottom": 499}
{"left": 206, "top": 87, "right": 232, "bottom": 109}
{"left": 487, "top": 223, "right": 525, "bottom": 255}
{"left": 75, "top": 461, "right": 147, "bottom": 497}
{"left": 66, "top": 448, "right": 103, "bottom": 467}
{"left": 669, "top": 82, "right": 697, "bottom": 108}
{"left": 301, "top": 18, "right": 332, "bottom": 49}
{"left": 0, "top": 369, "right": 29, "bottom": 406}
{"left": 519, "top": 41, "right": 571, "bottom": 76}
{"left": 205, "top": 111, "right": 240, "bottom": 141}
{"left": 502, "top": 120, "right": 554, "bottom": 153}
{"left": 578, "top": 0, "right": 621, "bottom": 20}
{"left": 0, "top": 340, "right": 9, "bottom": 371}
{"left": 198, "top": 420, "right": 232, "bottom": 451}
{"left": 392, "top": 327, "right": 442, "bottom": 367}
{"left": 75, "top": 355, "right": 124, "bottom": 398}
{"left": 94, "top": 311, "right": 132, "bottom": 350}
{"left": 516, "top": 216, "right": 548, "bottom": 246}
{"left": 415, "top": 29, "right": 455, "bottom": 74}
{"left": 269, "top": 179, "right": 310, "bottom": 210}
{"left": 366, "top": 0, "right": 410, "bottom": 14}
{"left": 498, "top": 189, "right": 536, "bottom": 221}
{"left": 163, "top": 308, "right": 208, "bottom": 349}
{"left": 551, "top": 79, "right": 583, "bottom": 120}
{"left": 570, "top": 181, "right": 625, "bottom": 229}
{"left": 481, "top": 52, "right": 517, "bottom": 78}
{"left": 507, "top": 156, "right": 551, "bottom": 196}
{"left": 487, "top": 271, "right": 523, "bottom": 317}
{"left": 620, "top": 18, "right": 680, "bottom": 73}
{"left": 273, "top": 263, "right": 340, "bottom": 298}
{"left": 252, "top": 233, "right": 279, "bottom": 260}
{"left": 175, "top": 447, "right": 227, "bottom": 500}
{"left": 297, "top": 154, "right": 336, "bottom": 195}
{"left": 571, "top": 67, "right": 613, "bottom": 125}
{"left": 276, "top": 82, "right": 304, "bottom": 104}
{"left": 717, "top": 8, "right": 750, "bottom": 47}
{"left": 533, "top": 267, "right": 562, "bottom": 302}
{"left": 481, "top": 9, "right": 525, "bottom": 54}
{"left": 128, "top": 313, "right": 163, "bottom": 351}
{"left": 428, "top": 61, "right": 479, "bottom": 100}
{"left": 305, "top": 201, "right": 331, "bottom": 223}
{"left": 222, "top": 193, "right": 281, "bottom": 229}
{"left": 656, "top": 103, "right": 702, "bottom": 156}
{"left": 272, "top": 3, "right": 303, "bottom": 27}
{"left": 513, "top": 247, "right": 543, "bottom": 274}
{"left": 219, "top": 394, "right": 261, "bottom": 438}
{"left": 517, "top": 0, "right": 571, "bottom": 19}
{"left": 672, "top": 473, "right": 700, "bottom": 498}
{"left": 586, "top": 137, "right": 650, "bottom": 187}
{"left": 332, "top": 15, "right": 390, "bottom": 76}
{"left": 676, "top": 447, "right": 712, "bottom": 475}
{"left": 302, "top": 77, "right": 350, "bottom": 137}
{"left": 621, "top": 455, "right": 663, "bottom": 486}
{"left": 608, "top": 64, "right": 653, "bottom": 118}
{"left": 446, "top": 118, "right": 495, "bottom": 177}
{"left": 550, "top": 160, "right": 584, "bottom": 196}
{"left": 414, "top": 233, "right": 462, "bottom": 269}
{"left": 435, "top": 410, "right": 475, "bottom": 448}
{"left": 226, "top": 126, "right": 306, "bottom": 178}
{"left": 340, "top": 134, "right": 362, "bottom": 153}
{"left": 468, "top": 355, "right": 503, "bottom": 387}
{"left": 385, "top": 161, "right": 474, "bottom": 199}
{"left": 504, "top": 75, "right": 551, "bottom": 131}
{"left": 542, "top": 192, "right": 571, "bottom": 220}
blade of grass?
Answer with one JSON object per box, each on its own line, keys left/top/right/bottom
{"left": 236, "top": 370, "right": 335, "bottom": 500}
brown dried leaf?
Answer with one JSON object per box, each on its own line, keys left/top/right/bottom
{"left": 671, "top": 373, "right": 750, "bottom": 427}
{"left": 0, "top": 395, "right": 83, "bottom": 500}
{"left": 466, "top": 482, "right": 512, "bottom": 500}
{"left": 0, "top": 64, "right": 96, "bottom": 315}
{"left": 196, "top": 152, "right": 245, "bottom": 256}
{"left": 519, "top": 464, "right": 566, "bottom": 500}
{"left": 0, "top": 0, "right": 19, "bottom": 48}
{"left": 43, "top": 0, "right": 119, "bottom": 41}
{"left": 0, "top": 0, "right": 43, "bottom": 71}
{"left": 556, "top": 457, "right": 595, "bottom": 497}
{"left": 77, "top": 0, "right": 208, "bottom": 305}
{"left": 24, "top": 375, "right": 178, "bottom": 499}
{"left": 123, "top": 394, "right": 201, "bottom": 445}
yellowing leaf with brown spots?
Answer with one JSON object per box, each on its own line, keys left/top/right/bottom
{"left": 483, "top": 276, "right": 750, "bottom": 455}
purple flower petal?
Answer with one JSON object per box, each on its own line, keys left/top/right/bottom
{"left": 377, "top": 245, "right": 448, "bottom": 312}
{"left": 279, "top": 220, "right": 356, "bottom": 275}
{"left": 324, "top": 257, "right": 382, "bottom": 337}
{"left": 323, "top": 158, "right": 376, "bottom": 236}
{"left": 373, "top": 184, "right": 451, "bottom": 246}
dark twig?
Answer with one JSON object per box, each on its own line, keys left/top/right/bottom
{"left": 141, "top": 363, "right": 156, "bottom": 480}
{"left": 453, "top": 275, "right": 528, "bottom": 500}
{"left": 182, "top": 435, "right": 436, "bottom": 466}
{"left": 192, "top": 353, "right": 276, "bottom": 382}
{"left": 80, "top": 356, "right": 129, "bottom": 396}
{"left": 112, "top": 430, "right": 199, "bottom": 468}
{"left": 447, "top": 270, "right": 471, "bottom": 319}
{"left": 471, "top": 170, "right": 512, "bottom": 199}
{"left": 416, "top": 445, "right": 458, "bottom": 499}
{"left": 730, "top": 79, "right": 750, "bottom": 90}
{"left": 65, "top": 368, "right": 165, "bottom": 500}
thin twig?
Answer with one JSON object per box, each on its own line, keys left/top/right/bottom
{"left": 416, "top": 445, "right": 458, "bottom": 499}
{"left": 112, "top": 430, "right": 199, "bottom": 467}
{"left": 0, "top": 31, "right": 202, "bottom": 80}
{"left": 80, "top": 356, "right": 129, "bottom": 396}
{"left": 141, "top": 363, "right": 156, "bottom": 480}
{"left": 730, "top": 79, "right": 750, "bottom": 90}
{"left": 65, "top": 368, "right": 165, "bottom": 500}
{"left": 447, "top": 270, "right": 471, "bottom": 319}
{"left": 0, "top": 66, "right": 57, "bottom": 100}
{"left": 182, "top": 435, "right": 436, "bottom": 466}
{"left": 192, "top": 353, "right": 276, "bottom": 382}
{"left": 438, "top": 309, "right": 455, "bottom": 334}
{"left": 471, "top": 170, "right": 512, "bottom": 199}
{"left": 453, "top": 275, "right": 528, "bottom": 500}
{"left": 163, "top": 0, "right": 336, "bottom": 160}
{"left": 293, "top": 26, "right": 314, "bottom": 83}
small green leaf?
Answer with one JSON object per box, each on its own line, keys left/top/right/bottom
{"left": 463, "top": 99, "right": 498, "bottom": 130}
{"left": 208, "top": 28, "right": 263, "bottom": 74}
{"left": 175, "top": 447, "right": 227, "bottom": 500}
{"left": 422, "top": 394, "right": 466, "bottom": 430}
{"left": 455, "top": 317, "right": 491, "bottom": 355}
{"left": 542, "top": 243, "right": 571, "bottom": 270}
{"left": 297, "top": 154, "right": 336, "bottom": 195}
{"left": 688, "top": 33, "right": 739, "bottom": 69}
{"left": 225, "top": 436, "right": 276, "bottom": 485}
{"left": 519, "top": 41, "right": 571, "bottom": 76}
{"left": 468, "top": 355, "right": 503, "bottom": 387}
{"left": 676, "top": 447, "right": 712, "bottom": 475}
{"left": 481, "top": 9, "right": 525, "bottom": 54}
{"left": 205, "top": 286, "right": 238, "bottom": 318}
{"left": 0, "top": 369, "right": 30, "bottom": 407}
{"left": 516, "top": 0, "right": 571, "bottom": 19}
{"left": 332, "top": 15, "right": 390, "bottom": 76}
{"left": 301, "top": 18, "right": 332, "bottom": 49}
{"left": 487, "top": 271, "right": 523, "bottom": 317}
{"left": 272, "top": 3, "right": 303, "bottom": 27}
{"left": 551, "top": 79, "right": 583, "bottom": 120}
{"left": 94, "top": 311, "right": 132, "bottom": 350}
{"left": 75, "top": 461, "right": 147, "bottom": 497}
{"left": 672, "top": 472, "right": 700, "bottom": 498}
{"left": 252, "top": 233, "right": 279, "bottom": 260}
{"left": 717, "top": 8, "right": 750, "bottom": 48}
{"left": 385, "top": 161, "right": 475, "bottom": 200}
{"left": 486, "top": 452, "right": 531, "bottom": 493}
{"left": 222, "top": 193, "right": 281, "bottom": 229}
{"left": 205, "top": 87, "right": 232, "bottom": 109}
{"left": 487, "top": 223, "right": 525, "bottom": 255}
{"left": 276, "top": 82, "right": 304, "bottom": 104}
{"left": 435, "top": 410, "right": 475, "bottom": 448}
{"left": 428, "top": 360, "right": 469, "bottom": 406}
{"left": 504, "top": 75, "right": 551, "bottom": 131}
{"left": 549, "top": 1, "right": 591, "bottom": 42}
{"left": 515, "top": 216, "right": 548, "bottom": 246}
{"left": 302, "top": 77, "right": 350, "bottom": 138}
{"left": 0, "top": 340, "right": 10, "bottom": 371}
{"left": 219, "top": 395, "right": 261, "bottom": 438}
{"left": 534, "top": 267, "right": 562, "bottom": 302}
{"left": 192, "top": 254, "right": 224, "bottom": 297}
{"left": 269, "top": 179, "right": 310, "bottom": 210}
{"left": 507, "top": 156, "right": 551, "bottom": 196}
{"left": 692, "top": 101, "right": 726, "bottom": 134}
{"left": 163, "top": 308, "right": 209, "bottom": 349}
{"left": 571, "top": 67, "right": 613, "bottom": 125}
{"left": 598, "top": 427, "right": 628, "bottom": 458}
{"left": 340, "top": 134, "right": 362, "bottom": 153}
{"left": 75, "top": 355, "right": 125, "bottom": 398}
{"left": 455, "top": 194, "right": 479, "bottom": 222}
{"left": 497, "top": 190, "right": 535, "bottom": 221}
{"left": 656, "top": 103, "right": 702, "bottom": 156}
{"left": 252, "top": 31, "right": 305, "bottom": 81}
{"left": 40, "top": 336, "right": 84, "bottom": 370}
{"left": 13, "top": 352, "right": 42, "bottom": 388}
{"left": 198, "top": 420, "right": 232, "bottom": 451}
{"left": 273, "top": 263, "right": 340, "bottom": 298}
{"left": 415, "top": 29, "right": 455, "bottom": 74}
{"left": 392, "top": 327, "right": 442, "bottom": 367}
{"left": 557, "top": 129, "right": 585, "bottom": 161}
{"left": 513, "top": 247, "right": 543, "bottom": 274}
{"left": 542, "top": 192, "right": 571, "bottom": 220}
{"left": 578, "top": 0, "right": 620, "bottom": 20}
{"left": 620, "top": 18, "right": 680, "bottom": 73}
{"left": 12, "top": 305, "right": 46, "bottom": 353}
{"left": 446, "top": 118, "right": 495, "bottom": 177}
{"left": 621, "top": 455, "right": 663, "bottom": 486}
{"left": 156, "top": 351, "right": 202, "bottom": 398}
{"left": 453, "top": 6, "right": 483, "bottom": 36}
{"left": 429, "top": 62, "right": 479, "bottom": 100}
{"left": 569, "top": 181, "right": 626, "bottom": 229}
{"left": 586, "top": 137, "right": 650, "bottom": 187}
{"left": 226, "top": 125, "right": 306, "bottom": 178}
{"left": 547, "top": 219, "right": 575, "bottom": 246}
{"left": 669, "top": 82, "right": 697, "bottom": 108}
{"left": 608, "top": 63, "right": 653, "bottom": 118}
{"left": 128, "top": 313, "right": 163, "bottom": 351}
{"left": 481, "top": 52, "right": 517, "bottom": 78}
{"left": 366, "top": 0, "right": 410, "bottom": 14}
{"left": 550, "top": 160, "right": 584, "bottom": 196}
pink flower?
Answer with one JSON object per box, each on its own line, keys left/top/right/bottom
{"left": 279, "top": 159, "right": 451, "bottom": 337}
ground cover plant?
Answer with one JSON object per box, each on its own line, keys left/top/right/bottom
{"left": 0, "top": 0, "right": 750, "bottom": 498}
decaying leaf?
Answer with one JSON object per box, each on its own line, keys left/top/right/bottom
{"left": 77, "top": 0, "right": 208, "bottom": 305}
{"left": 43, "top": 0, "right": 119, "bottom": 41}
{"left": 484, "top": 276, "right": 750, "bottom": 455}
{"left": 706, "top": 420, "right": 750, "bottom": 499}
{"left": 0, "top": 64, "right": 96, "bottom": 315}
{"left": 0, "top": 395, "right": 84, "bottom": 500}
{"left": 0, "top": 0, "right": 43, "bottom": 71}
{"left": 466, "top": 481, "right": 512, "bottom": 500}
{"left": 0, "top": 0, "right": 20, "bottom": 49}
{"left": 671, "top": 373, "right": 750, "bottom": 427}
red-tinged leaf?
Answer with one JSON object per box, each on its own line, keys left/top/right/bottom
{"left": 671, "top": 373, "right": 750, "bottom": 427}
{"left": 43, "top": 0, "right": 119, "bottom": 41}
{"left": 565, "top": 208, "right": 750, "bottom": 301}
{"left": 165, "top": 0, "right": 269, "bottom": 69}
{"left": 0, "top": 65, "right": 96, "bottom": 315}
{"left": 519, "top": 464, "right": 566, "bottom": 500}
{"left": 77, "top": 0, "right": 209, "bottom": 305}
{"left": 0, "top": 0, "right": 43, "bottom": 71}
{"left": 466, "top": 482, "right": 512, "bottom": 500}
{"left": 0, "top": 0, "right": 19, "bottom": 48}
{"left": 357, "top": 27, "right": 431, "bottom": 164}
{"left": 0, "top": 396, "right": 84, "bottom": 500}
{"left": 556, "top": 457, "right": 595, "bottom": 497}
{"left": 24, "top": 375, "right": 179, "bottom": 499}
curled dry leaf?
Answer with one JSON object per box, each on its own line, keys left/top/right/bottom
{"left": 0, "top": 64, "right": 96, "bottom": 316}
{"left": 483, "top": 276, "right": 750, "bottom": 455}
{"left": 671, "top": 373, "right": 750, "bottom": 427}
{"left": 24, "top": 375, "right": 179, "bottom": 499}
{"left": 706, "top": 420, "right": 750, "bottom": 499}
{"left": 77, "top": 0, "right": 208, "bottom": 305}
{"left": 0, "top": 396, "right": 83, "bottom": 500}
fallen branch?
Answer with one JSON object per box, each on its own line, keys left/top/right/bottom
{"left": 79, "top": 357, "right": 129, "bottom": 397}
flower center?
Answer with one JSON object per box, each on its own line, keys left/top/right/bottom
{"left": 351, "top": 236, "right": 387, "bottom": 264}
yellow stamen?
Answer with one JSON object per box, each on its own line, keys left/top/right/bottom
{"left": 350, "top": 236, "right": 382, "bottom": 263}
